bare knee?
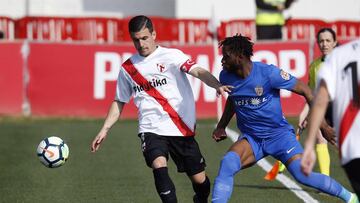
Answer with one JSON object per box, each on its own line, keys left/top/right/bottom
{"left": 152, "top": 156, "right": 167, "bottom": 169}
{"left": 190, "top": 171, "right": 206, "bottom": 184}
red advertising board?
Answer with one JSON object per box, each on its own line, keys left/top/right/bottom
{"left": 0, "top": 42, "right": 24, "bottom": 115}
{"left": 0, "top": 41, "right": 311, "bottom": 118}
{"left": 26, "top": 41, "right": 309, "bottom": 118}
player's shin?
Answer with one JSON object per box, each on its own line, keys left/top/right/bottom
{"left": 192, "top": 176, "right": 210, "bottom": 203}
{"left": 212, "top": 151, "right": 241, "bottom": 203}
{"left": 153, "top": 167, "right": 177, "bottom": 203}
{"left": 288, "top": 158, "right": 354, "bottom": 202}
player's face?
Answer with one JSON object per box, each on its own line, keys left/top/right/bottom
{"left": 318, "top": 31, "right": 337, "bottom": 56}
{"left": 221, "top": 46, "right": 240, "bottom": 72}
{"left": 130, "top": 27, "right": 157, "bottom": 57}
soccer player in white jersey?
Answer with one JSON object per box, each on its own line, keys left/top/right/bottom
{"left": 90, "top": 15, "right": 232, "bottom": 203}
{"left": 302, "top": 39, "right": 360, "bottom": 198}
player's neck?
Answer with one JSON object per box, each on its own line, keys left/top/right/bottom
{"left": 237, "top": 61, "right": 252, "bottom": 78}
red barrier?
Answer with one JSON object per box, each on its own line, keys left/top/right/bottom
{"left": 21, "top": 41, "right": 309, "bottom": 118}
{"left": 11, "top": 16, "right": 360, "bottom": 44}
{"left": 0, "top": 17, "right": 15, "bottom": 40}
{"left": 0, "top": 42, "right": 24, "bottom": 115}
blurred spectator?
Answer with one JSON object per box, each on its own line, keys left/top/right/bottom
{"left": 255, "top": 0, "right": 295, "bottom": 40}
{"left": 0, "top": 31, "right": 4, "bottom": 39}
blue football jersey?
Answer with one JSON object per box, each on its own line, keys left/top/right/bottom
{"left": 219, "top": 62, "right": 297, "bottom": 139}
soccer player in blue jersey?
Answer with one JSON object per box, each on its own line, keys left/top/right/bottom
{"left": 211, "top": 34, "right": 358, "bottom": 203}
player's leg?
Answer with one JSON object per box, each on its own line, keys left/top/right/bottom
{"left": 344, "top": 158, "right": 360, "bottom": 198}
{"left": 212, "top": 135, "right": 260, "bottom": 203}
{"left": 189, "top": 171, "right": 210, "bottom": 203}
{"left": 287, "top": 157, "right": 357, "bottom": 202}
{"left": 316, "top": 130, "right": 330, "bottom": 176}
{"left": 169, "top": 136, "right": 210, "bottom": 203}
{"left": 270, "top": 131, "right": 355, "bottom": 202}
{"left": 315, "top": 106, "right": 333, "bottom": 176}
{"left": 139, "top": 133, "right": 177, "bottom": 203}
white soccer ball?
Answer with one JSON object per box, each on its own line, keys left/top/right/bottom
{"left": 36, "top": 136, "right": 69, "bottom": 168}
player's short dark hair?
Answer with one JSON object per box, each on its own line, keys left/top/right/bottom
{"left": 128, "top": 15, "right": 154, "bottom": 33}
{"left": 317, "top": 28, "right": 337, "bottom": 43}
{"left": 219, "top": 34, "right": 254, "bottom": 59}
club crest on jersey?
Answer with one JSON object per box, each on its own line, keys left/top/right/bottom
{"left": 280, "top": 69, "right": 290, "bottom": 80}
{"left": 157, "top": 63, "right": 166, "bottom": 72}
{"left": 254, "top": 86, "right": 263, "bottom": 96}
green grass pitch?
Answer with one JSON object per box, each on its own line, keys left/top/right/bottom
{"left": 0, "top": 117, "right": 352, "bottom": 202}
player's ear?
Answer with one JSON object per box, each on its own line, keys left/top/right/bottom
{"left": 152, "top": 30, "right": 156, "bottom": 40}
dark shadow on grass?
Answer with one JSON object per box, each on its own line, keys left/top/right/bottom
{"left": 233, "top": 183, "right": 317, "bottom": 194}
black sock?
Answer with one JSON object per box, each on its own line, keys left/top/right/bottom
{"left": 153, "top": 167, "right": 177, "bottom": 203}
{"left": 192, "top": 176, "right": 210, "bottom": 203}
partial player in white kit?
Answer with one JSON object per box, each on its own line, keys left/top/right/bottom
{"left": 91, "top": 15, "right": 232, "bottom": 203}
{"left": 302, "top": 39, "right": 360, "bottom": 198}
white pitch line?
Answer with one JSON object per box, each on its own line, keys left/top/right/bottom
{"left": 225, "top": 127, "right": 318, "bottom": 203}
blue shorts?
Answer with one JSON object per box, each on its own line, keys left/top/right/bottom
{"left": 238, "top": 129, "right": 303, "bottom": 164}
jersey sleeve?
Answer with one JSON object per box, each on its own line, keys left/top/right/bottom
{"left": 316, "top": 53, "right": 337, "bottom": 101}
{"left": 115, "top": 67, "right": 133, "bottom": 103}
{"left": 268, "top": 65, "right": 298, "bottom": 91}
{"left": 172, "top": 49, "right": 198, "bottom": 73}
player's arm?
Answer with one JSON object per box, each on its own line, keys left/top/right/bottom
{"left": 188, "top": 66, "right": 232, "bottom": 97}
{"left": 292, "top": 79, "right": 336, "bottom": 144}
{"left": 301, "top": 80, "right": 330, "bottom": 175}
{"left": 91, "top": 100, "right": 125, "bottom": 152}
{"left": 212, "top": 97, "right": 235, "bottom": 142}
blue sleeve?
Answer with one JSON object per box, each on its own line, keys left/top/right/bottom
{"left": 268, "top": 65, "right": 297, "bottom": 91}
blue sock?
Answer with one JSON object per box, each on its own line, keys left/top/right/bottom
{"left": 287, "top": 159, "right": 351, "bottom": 202}
{"left": 212, "top": 151, "right": 241, "bottom": 203}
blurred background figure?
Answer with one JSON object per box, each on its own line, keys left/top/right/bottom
{"left": 0, "top": 30, "right": 4, "bottom": 39}
{"left": 302, "top": 38, "right": 360, "bottom": 199}
{"left": 298, "top": 28, "right": 338, "bottom": 176}
{"left": 255, "top": 0, "right": 296, "bottom": 40}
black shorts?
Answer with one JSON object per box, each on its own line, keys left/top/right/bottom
{"left": 325, "top": 102, "right": 333, "bottom": 127}
{"left": 343, "top": 158, "right": 360, "bottom": 197}
{"left": 138, "top": 132, "right": 206, "bottom": 176}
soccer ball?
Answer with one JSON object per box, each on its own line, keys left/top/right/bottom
{"left": 36, "top": 136, "right": 69, "bottom": 168}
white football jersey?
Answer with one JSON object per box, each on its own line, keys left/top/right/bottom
{"left": 115, "top": 46, "right": 198, "bottom": 136}
{"left": 317, "top": 39, "right": 360, "bottom": 165}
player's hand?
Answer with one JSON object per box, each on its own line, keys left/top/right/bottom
{"left": 301, "top": 146, "right": 316, "bottom": 176}
{"left": 212, "top": 128, "right": 227, "bottom": 142}
{"left": 320, "top": 124, "right": 336, "bottom": 145}
{"left": 91, "top": 129, "right": 108, "bottom": 152}
{"left": 216, "top": 85, "right": 233, "bottom": 97}
{"left": 298, "top": 119, "right": 307, "bottom": 130}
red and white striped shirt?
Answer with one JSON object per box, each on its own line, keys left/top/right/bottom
{"left": 317, "top": 39, "right": 360, "bottom": 165}
{"left": 115, "top": 46, "right": 198, "bottom": 136}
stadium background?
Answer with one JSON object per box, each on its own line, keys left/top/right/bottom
{"left": 0, "top": 0, "right": 359, "bottom": 202}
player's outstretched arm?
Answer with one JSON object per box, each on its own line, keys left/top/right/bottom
{"left": 291, "top": 80, "right": 313, "bottom": 104}
{"left": 291, "top": 80, "right": 336, "bottom": 144}
{"left": 213, "top": 98, "right": 235, "bottom": 142}
{"left": 91, "top": 101, "right": 125, "bottom": 152}
{"left": 301, "top": 81, "right": 330, "bottom": 175}
{"left": 188, "top": 66, "right": 233, "bottom": 97}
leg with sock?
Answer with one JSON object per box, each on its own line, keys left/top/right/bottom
{"left": 192, "top": 176, "right": 210, "bottom": 203}
{"left": 212, "top": 151, "right": 242, "bottom": 203}
{"left": 316, "top": 143, "right": 330, "bottom": 176}
{"left": 153, "top": 167, "right": 177, "bottom": 203}
{"left": 287, "top": 159, "right": 357, "bottom": 202}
